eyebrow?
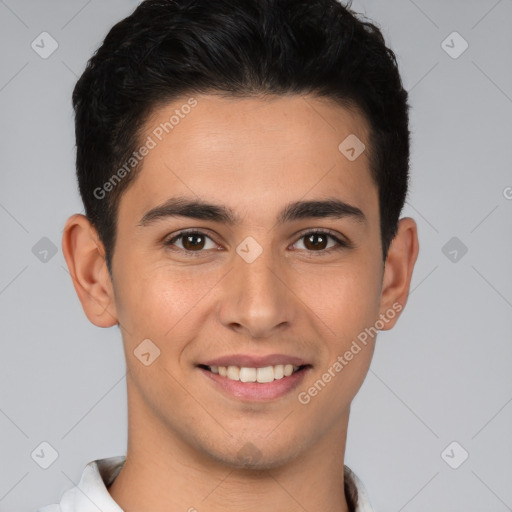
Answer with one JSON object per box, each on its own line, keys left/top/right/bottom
{"left": 138, "top": 196, "right": 367, "bottom": 227}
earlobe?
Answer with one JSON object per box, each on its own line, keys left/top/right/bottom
{"left": 378, "top": 217, "right": 419, "bottom": 330}
{"left": 61, "top": 214, "right": 119, "bottom": 328}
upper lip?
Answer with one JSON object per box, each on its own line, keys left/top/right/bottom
{"left": 200, "top": 354, "right": 310, "bottom": 368}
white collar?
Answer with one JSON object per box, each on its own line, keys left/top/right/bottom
{"left": 38, "top": 456, "right": 375, "bottom": 512}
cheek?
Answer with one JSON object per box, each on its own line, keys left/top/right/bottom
{"left": 297, "top": 259, "right": 381, "bottom": 340}
{"left": 112, "top": 257, "right": 221, "bottom": 345}
{"left": 295, "top": 267, "right": 379, "bottom": 419}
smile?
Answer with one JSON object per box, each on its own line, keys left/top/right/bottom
{"left": 201, "top": 364, "right": 305, "bottom": 383}
{"left": 198, "top": 364, "right": 311, "bottom": 401}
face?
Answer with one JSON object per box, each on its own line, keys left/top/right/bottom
{"left": 65, "top": 93, "right": 418, "bottom": 470}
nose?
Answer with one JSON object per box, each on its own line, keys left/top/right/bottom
{"left": 217, "top": 241, "right": 296, "bottom": 338}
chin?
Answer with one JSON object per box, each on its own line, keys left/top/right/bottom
{"left": 206, "top": 438, "right": 304, "bottom": 471}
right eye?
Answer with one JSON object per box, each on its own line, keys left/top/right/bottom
{"left": 163, "top": 230, "right": 220, "bottom": 254}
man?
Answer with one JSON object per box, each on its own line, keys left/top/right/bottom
{"left": 39, "top": 0, "right": 419, "bottom": 510}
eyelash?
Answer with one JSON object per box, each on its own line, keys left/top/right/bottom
{"left": 163, "top": 229, "right": 350, "bottom": 257}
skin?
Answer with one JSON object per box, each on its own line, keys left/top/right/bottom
{"left": 62, "top": 93, "right": 419, "bottom": 512}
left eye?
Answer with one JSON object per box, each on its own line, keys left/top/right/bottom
{"left": 164, "top": 230, "right": 347, "bottom": 254}
{"left": 293, "top": 231, "right": 346, "bottom": 251}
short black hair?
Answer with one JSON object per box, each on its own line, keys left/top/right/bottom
{"left": 73, "top": 0, "right": 411, "bottom": 276}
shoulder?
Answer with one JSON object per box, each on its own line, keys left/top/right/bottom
{"left": 35, "top": 456, "right": 126, "bottom": 512}
{"left": 344, "top": 465, "right": 375, "bottom": 512}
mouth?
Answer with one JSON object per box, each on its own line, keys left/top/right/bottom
{"left": 197, "top": 363, "right": 312, "bottom": 401}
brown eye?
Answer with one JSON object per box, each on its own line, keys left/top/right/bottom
{"left": 165, "top": 231, "right": 217, "bottom": 252}
{"left": 181, "top": 233, "right": 206, "bottom": 250}
{"left": 303, "top": 232, "right": 329, "bottom": 250}
{"left": 293, "top": 230, "right": 348, "bottom": 253}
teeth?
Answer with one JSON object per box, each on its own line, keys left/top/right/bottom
{"left": 240, "top": 367, "right": 256, "bottom": 382}
{"left": 283, "top": 364, "right": 294, "bottom": 377}
{"left": 256, "top": 366, "right": 273, "bottom": 383}
{"left": 207, "top": 363, "right": 302, "bottom": 383}
{"left": 227, "top": 365, "right": 240, "bottom": 380}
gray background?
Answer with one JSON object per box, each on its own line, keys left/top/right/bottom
{"left": 1, "top": 0, "right": 511, "bottom": 511}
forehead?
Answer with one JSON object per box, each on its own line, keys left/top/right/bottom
{"left": 118, "top": 93, "right": 377, "bottom": 227}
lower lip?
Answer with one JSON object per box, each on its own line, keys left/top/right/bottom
{"left": 198, "top": 366, "right": 310, "bottom": 401}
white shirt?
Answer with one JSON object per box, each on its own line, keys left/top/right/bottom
{"left": 37, "top": 456, "right": 375, "bottom": 512}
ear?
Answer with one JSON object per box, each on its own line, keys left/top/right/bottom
{"left": 61, "top": 214, "right": 119, "bottom": 327}
{"left": 378, "top": 217, "right": 419, "bottom": 330}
